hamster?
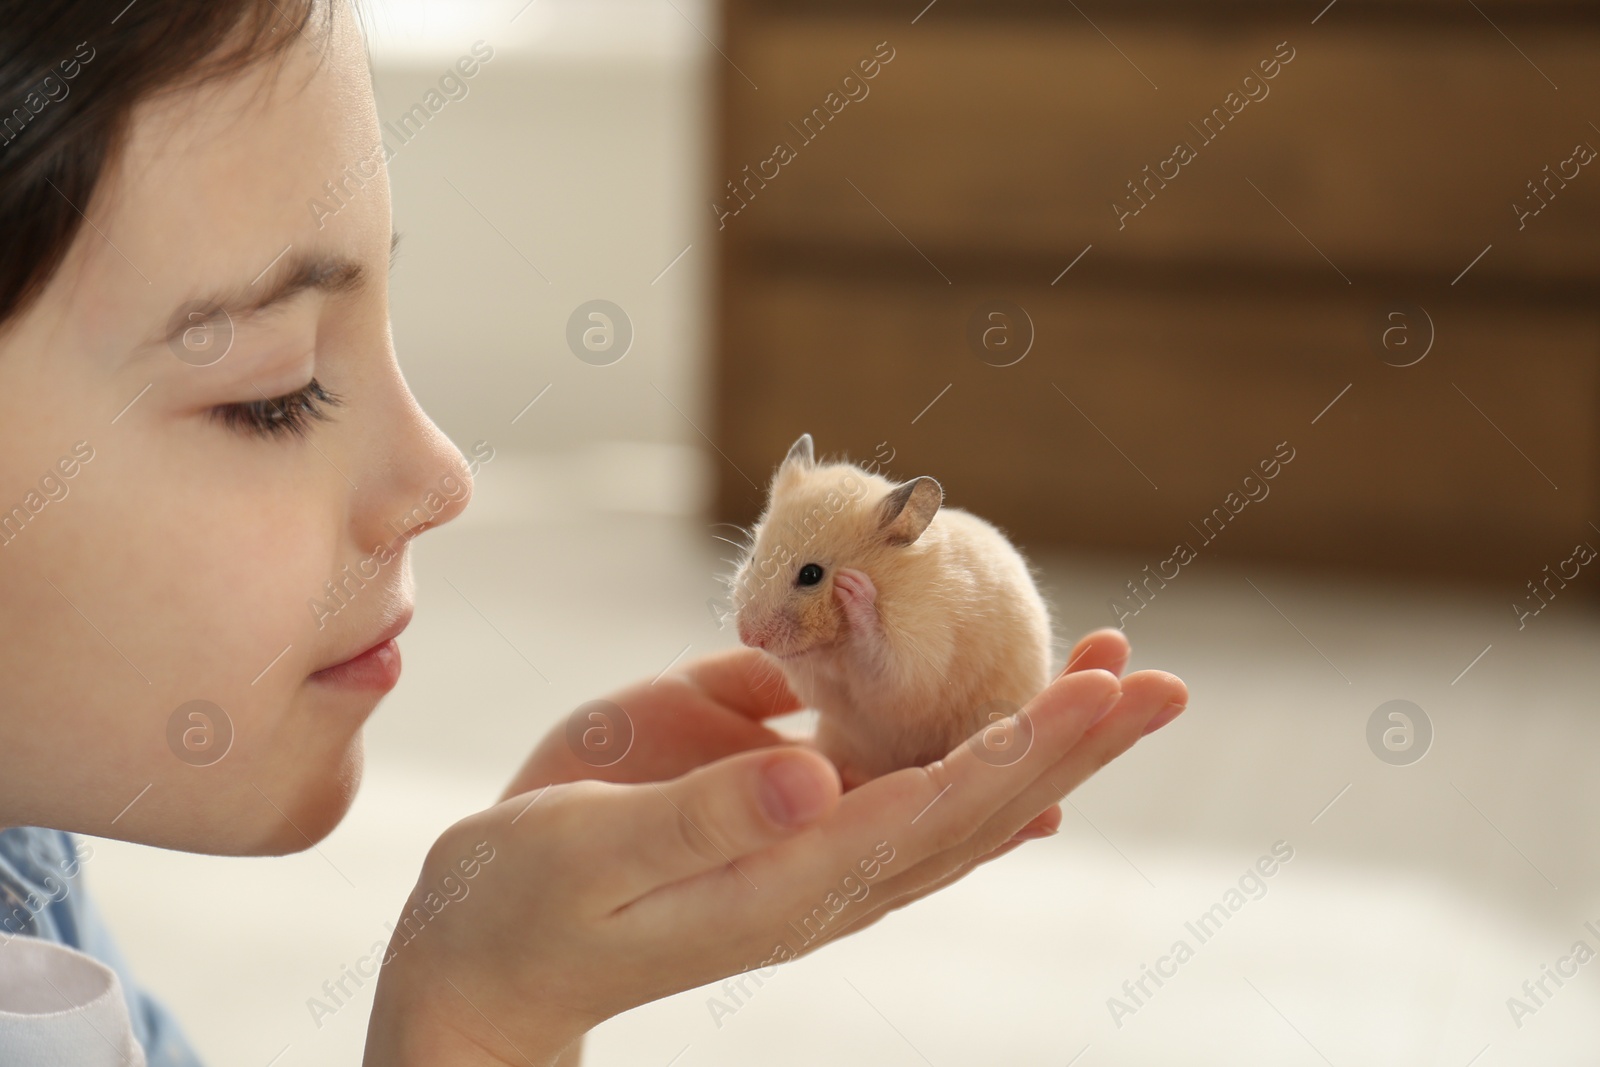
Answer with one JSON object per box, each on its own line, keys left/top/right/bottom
{"left": 727, "top": 433, "right": 1054, "bottom": 788}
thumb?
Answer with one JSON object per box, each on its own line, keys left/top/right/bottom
{"left": 623, "top": 746, "right": 841, "bottom": 892}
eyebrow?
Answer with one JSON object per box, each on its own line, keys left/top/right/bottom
{"left": 154, "top": 230, "right": 402, "bottom": 348}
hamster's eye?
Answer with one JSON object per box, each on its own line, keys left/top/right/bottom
{"left": 796, "top": 563, "right": 824, "bottom": 587}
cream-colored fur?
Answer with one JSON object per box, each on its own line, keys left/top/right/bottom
{"left": 729, "top": 436, "right": 1053, "bottom": 786}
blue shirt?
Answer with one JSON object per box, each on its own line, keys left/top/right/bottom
{"left": 0, "top": 826, "right": 205, "bottom": 1067}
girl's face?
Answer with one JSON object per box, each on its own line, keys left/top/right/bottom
{"left": 0, "top": 4, "right": 470, "bottom": 854}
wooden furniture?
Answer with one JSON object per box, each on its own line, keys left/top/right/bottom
{"left": 710, "top": 1, "right": 1600, "bottom": 582}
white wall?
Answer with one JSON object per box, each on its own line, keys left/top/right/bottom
{"left": 369, "top": 0, "right": 718, "bottom": 519}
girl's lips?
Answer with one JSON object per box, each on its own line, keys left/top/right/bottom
{"left": 310, "top": 609, "right": 411, "bottom": 691}
{"left": 310, "top": 637, "right": 401, "bottom": 691}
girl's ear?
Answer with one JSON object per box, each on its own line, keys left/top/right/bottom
{"left": 780, "top": 433, "right": 815, "bottom": 473}
{"left": 877, "top": 476, "right": 942, "bottom": 546}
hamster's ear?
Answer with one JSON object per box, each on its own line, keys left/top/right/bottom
{"left": 780, "top": 433, "right": 815, "bottom": 472}
{"left": 878, "top": 476, "right": 942, "bottom": 546}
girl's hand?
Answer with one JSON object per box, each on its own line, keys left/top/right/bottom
{"left": 497, "top": 645, "right": 806, "bottom": 796}
{"left": 367, "top": 630, "right": 1184, "bottom": 1067}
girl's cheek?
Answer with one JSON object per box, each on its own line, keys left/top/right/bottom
{"left": 0, "top": 448, "right": 336, "bottom": 844}
{"left": 87, "top": 439, "right": 330, "bottom": 673}
{"left": 57, "top": 434, "right": 343, "bottom": 783}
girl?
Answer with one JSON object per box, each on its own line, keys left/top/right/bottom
{"left": 0, "top": 2, "right": 1188, "bottom": 1063}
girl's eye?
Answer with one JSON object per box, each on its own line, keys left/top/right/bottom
{"left": 797, "top": 563, "right": 824, "bottom": 586}
{"left": 211, "top": 378, "right": 342, "bottom": 439}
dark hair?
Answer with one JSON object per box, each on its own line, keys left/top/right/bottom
{"left": 0, "top": 0, "right": 336, "bottom": 331}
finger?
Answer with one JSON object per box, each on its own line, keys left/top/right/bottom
{"left": 700, "top": 671, "right": 1178, "bottom": 956}
{"left": 862, "top": 670, "right": 1186, "bottom": 899}
{"left": 972, "top": 670, "right": 1184, "bottom": 857}
{"left": 734, "top": 667, "right": 1123, "bottom": 914}
{"left": 618, "top": 745, "right": 841, "bottom": 893}
{"left": 809, "top": 830, "right": 1033, "bottom": 952}
{"left": 1003, "top": 669, "right": 1187, "bottom": 829}
{"left": 1060, "top": 628, "right": 1131, "bottom": 679}
{"left": 1009, "top": 804, "right": 1061, "bottom": 842}
{"left": 678, "top": 646, "right": 803, "bottom": 720}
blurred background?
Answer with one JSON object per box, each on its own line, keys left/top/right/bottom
{"left": 88, "top": 0, "right": 1600, "bottom": 1064}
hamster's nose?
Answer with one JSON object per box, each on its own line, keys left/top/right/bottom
{"left": 738, "top": 620, "right": 768, "bottom": 649}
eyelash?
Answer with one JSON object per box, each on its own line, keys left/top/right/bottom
{"left": 211, "top": 379, "right": 343, "bottom": 439}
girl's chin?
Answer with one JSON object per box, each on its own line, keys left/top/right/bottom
{"left": 84, "top": 702, "right": 368, "bottom": 855}
{"left": 215, "top": 743, "right": 364, "bottom": 856}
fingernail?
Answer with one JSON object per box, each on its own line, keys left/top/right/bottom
{"left": 1141, "top": 700, "right": 1187, "bottom": 736}
{"left": 759, "top": 755, "right": 830, "bottom": 827}
{"left": 1009, "top": 825, "right": 1058, "bottom": 843}
{"left": 1089, "top": 689, "right": 1122, "bottom": 728}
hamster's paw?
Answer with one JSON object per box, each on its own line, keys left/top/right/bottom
{"left": 834, "top": 567, "right": 880, "bottom": 633}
